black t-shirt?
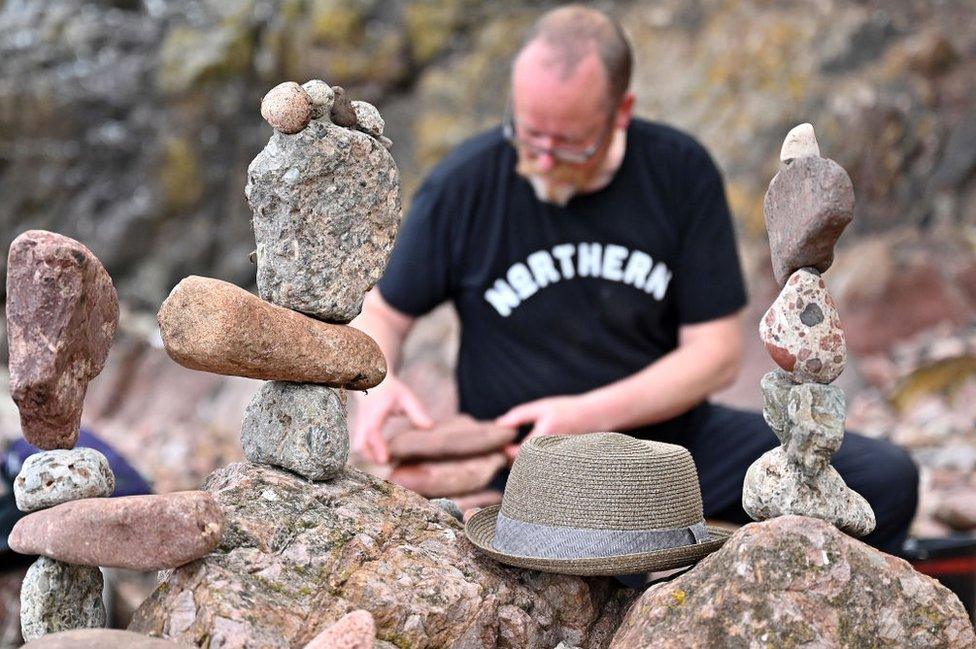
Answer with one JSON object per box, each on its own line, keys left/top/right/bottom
{"left": 378, "top": 118, "right": 747, "bottom": 442}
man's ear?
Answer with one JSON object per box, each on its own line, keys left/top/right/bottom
{"left": 615, "top": 92, "right": 636, "bottom": 129}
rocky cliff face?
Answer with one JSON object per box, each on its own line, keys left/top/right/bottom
{"left": 1, "top": 0, "right": 974, "bottom": 312}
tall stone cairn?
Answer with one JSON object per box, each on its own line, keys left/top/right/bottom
{"left": 5, "top": 232, "right": 224, "bottom": 642}
{"left": 157, "top": 79, "right": 399, "bottom": 484}
{"left": 742, "top": 124, "right": 876, "bottom": 537}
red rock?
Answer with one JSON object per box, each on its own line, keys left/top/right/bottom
{"left": 451, "top": 489, "right": 503, "bottom": 513}
{"left": 388, "top": 414, "right": 517, "bottom": 461}
{"left": 388, "top": 453, "right": 506, "bottom": 498}
{"left": 157, "top": 276, "right": 385, "bottom": 390}
{"left": 6, "top": 230, "right": 119, "bottom": 449}
{"left": 9, "top": 491, "right": 224, "bottom": 571}
{"left": 303, "top": 610, "right": 375, "bottom": 649}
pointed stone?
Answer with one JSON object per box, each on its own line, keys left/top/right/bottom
{"left": 261, "top": 82, "right": 312, "bottom": 134}
{"left": 6, "top": 230, "right": 119, "bottom": 450}
{"left": 760, "top": 370, "right": 794, "bottom": 443}
{"left": 760, "top": 268, "right": 846, "bottom": 384}
{"left": 20, "top": 557, "right": 105, "bottom": 642}
{"left": 780, "top": 122, "right": 820, "bottom": 163}
{"left": 329, "top": 85, "right": 358, "bottom": 127}
{"left": 763, "top": 156, "right": 854, "bottom": 286}
{"left": 15, "top": 448, "right": 115, "bottom": 513}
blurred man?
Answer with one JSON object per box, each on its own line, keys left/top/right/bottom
{"left": 351, "top": 5, "right": 918, "bottom": 553}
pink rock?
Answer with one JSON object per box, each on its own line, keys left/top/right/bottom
{"left": 303, "top": 610, "right": 375, "bottom": 649}
{"left": 9, "top": 491, "right": 224, "bottom": 570}
{"left": 388, "top": 414, "right": 516, "bottom": 461}
{"left": 6, "top": 230, "right": 119, "bottom": 449}
{"left": 260, "top": 82, "right": 312, "bottom": 134}
{"left": 934, "top": 491, "right": 976, "bottom": 532}
{"left": 388, "top": 453, "right": 507, "bottom": 498}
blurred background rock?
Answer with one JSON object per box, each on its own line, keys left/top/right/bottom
{"left": 0, "top": 0, "right": 975, "bottom": 638}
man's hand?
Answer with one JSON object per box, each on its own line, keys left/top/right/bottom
{"left": 495, "top": 395, "right": 594, "bottom": 460}
{"left": 352, "top": 375, "right": 433, "bottom": 464}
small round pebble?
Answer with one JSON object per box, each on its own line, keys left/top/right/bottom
{"left": 351, "top": 100, "right": 384, "bottom": 137}
{"left": 302, "top": 80, "right": 335, "bottom": 119}
{"left": 260, "top": 82, "right": 313, "bottom": 134}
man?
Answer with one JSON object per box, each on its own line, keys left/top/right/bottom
{"left": 352, "top": 5, "right": 918, "bottom": 554}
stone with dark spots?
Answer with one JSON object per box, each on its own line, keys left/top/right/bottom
{"left": 14, "top": 448, "right": 115, "bottom": 513}
{"left": 329, "top": 86, "right": 358, "bottom": 127}
{"left": 760, "top": 268, "right": 847, "bottom": 383}
{"left": 609, "top": 516, "right": 975, "bottom": 648}
{"left": 20, "top": 557, "right": 105, "bottom": 642}
{"left": 764, "top": 155, "right": 855, "bottom": 286}
{"left": 157, "top": 276, "right": 386, "bottom": 389}
{"left": 6, "top": 230, "right": 119, "bottom": 449}
{"left": 9, "top": 491, "right": 224, "bottom": 571}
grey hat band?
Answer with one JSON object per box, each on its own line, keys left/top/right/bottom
{"left": 492, "top": 511, "right": 710, "bottom": 560}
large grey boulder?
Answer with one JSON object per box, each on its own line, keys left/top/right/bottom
{"left": 129, "top": 462, "right": 635, "bottom": 648}
{"left": 610, "top": 516, "right": 975, "bottom": 648}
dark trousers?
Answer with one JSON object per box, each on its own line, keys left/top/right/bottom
{"left": 490, "top": 403, "right": 920, "bottom": 556}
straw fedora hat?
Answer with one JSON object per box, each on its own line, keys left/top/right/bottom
{"left": 465, "top": 432, "right": 730, "bottom": 575}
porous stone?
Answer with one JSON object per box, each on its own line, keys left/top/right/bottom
{"left": 764, "top": 155, "right": 855, "bottom": 286}
{"left": 743, "top": 382, "right": 875, "bottom": 536}
{"left": 388, "top": 453, "right": 507, "bottom": 498}
{"left": 14, "top": 448, "right": 115, "bottom": 513}
{"left": 780, "top": 122, "right": 821, "bottom": 163}
{"left": 9, "top": 491, "right": 224, "bottom": 571}
{"left": 760, "top": 268, "right": 847, "bottom": 383}
{"left": 6, "top": 230, "right": 119, "bottom": 449}
{"left": 351, "top": 100, "right": 383, "bottom": 137}
{"left": 157, "top": 276, "right": 386, "bottom": 389}
{"left": 20, "top": 557, "right": 105, "bottom": 643}
{"left": 303, "top": 610, "right": 375, "bottom": 649}
{"left": 302, "top": 80, "right": 334, "bottom": 120}
{"left": 260, "top": 82, "right": 312, "bottom": 134}
{"left": 129, "top": 462, "right": 635, "bottom": 648}
{"left": 246, "top": 111, "right": 401, "bottom": 323}
{"left": 609, "top": 516, "right": 976, "bottom": 648}
{"left": 23, "top": 629, "right": 193, "bottom": 648}
{"left": 329, "top": 85, "right": 358, "bottom": 127}
{"left": 241, "top": 382, "right": 348, "bottom": 481}
{"left": 388, "top": 414, "right": 517, "bottom": 461}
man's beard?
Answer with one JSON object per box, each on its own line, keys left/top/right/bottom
{"left": 516, "top": 157, "right": 595, "bottom": 207}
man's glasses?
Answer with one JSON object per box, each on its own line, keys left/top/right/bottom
{"left": 503, "top": 109, "right": 616, "bottom": 165}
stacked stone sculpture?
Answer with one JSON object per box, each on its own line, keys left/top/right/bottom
{"left": 742, "top": 124, "right": 876, "bottom": 537}
{"left": 158, "top": 79, "right": 399, "bottom": 483}
{"left": 5, "top": 232, "right": 224, "bottom": 642}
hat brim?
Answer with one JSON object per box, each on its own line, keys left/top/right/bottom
{"left": 464, "top": 505, "right": 731, "bottom": 576}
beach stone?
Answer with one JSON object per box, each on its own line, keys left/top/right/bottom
{"left": 430, "top": 498, "right": 463, "bottom": 521}
{"left": 14, "top": 448, "right": 115, "bottom": 513}
{"left": 23, "top": 629, "right": 193, "bottom": 648}
{"left": 246, "top": 107, "right": 401, "bottom": 324}
{"left": 764, "top": 155, "right": 855, "bottom": 286}
{"left": 760, "top": 268, "right": 847, "bottom": 383}
{"left": 388, "top": 453, "right": 507, "bottom": 498}
{"left": 610, "top": 516, "right": 975, "bottom": 648}
{"left": 6, "top": 230, "right": 119, "bottom": 449}
{"left": 20, "top": 557, "right": 105, "bottom": 643}
{"left": 780, "top": 122, "right": 821, "bottom": 163}
{"left": 760, "top": 369, "right": 794, "bottom": 441}
{"left": 241, "top": 382, "right": 348, "bottom": 481}
{"left": 302, "top": 80, "right": 334, "bottom": 120}
{"left": 9, "top": 491, "right": 224, "bottom": 571}
{"left": 303, "top": 610, "right": 375, "bottom": 649}
{"left": 260, "top": 82, "right": 312, "bottom": 134}
{"left": 743, "top": 383, "right": 875, "bottom": 537}
{"left": 158, "top": 276, "right": 386, "bottom": 390}
{"left": 351, "top": 100, "right": 383, "bottom": 137}
{"left": 329, "top": 85, "right": 358, "bottom": 127}
{"left": 388, "top": 414, "right": 517, "bottom": 461}
{"left": 934, "top": 491, "right": 976, "bottom": 532}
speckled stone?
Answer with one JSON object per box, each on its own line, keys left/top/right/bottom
{"left": 759, "top": 369, "right": 794, "bottom": 442}
{"left": 760, "top": 268, "right": 846, "bottom": 383}
{"left": 20, "top": 557, "right": 105, "bottom": 642}
{"left": 260, "top": 82, "right": 312, "bottom": 134}
{"left": 14, "top": 448, "right": 115, "bottom": 513}
{"left": 351, "top": 100, "right": 383, "bottom": 137}
{"left": 302, "top": 80, "right": 334, "bottom": 120}
{"left": 780, "top": 122, "right": 820, "bottom": 163}
{"left": 241, "top": 382, "right": 348, "bottom": 481}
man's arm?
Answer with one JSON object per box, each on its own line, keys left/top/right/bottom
{"left": 496, "top": 311, "right": 744, "bottom": 441}
{"left": 350, "top": 289, "right": 433, "bottom": 464}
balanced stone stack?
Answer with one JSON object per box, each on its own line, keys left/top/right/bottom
{"left": 742, "top": 124, "right": 876, "bottom": 537}
{"left": 158, "top": 80, "right": 399, "bottom": 483}
{"left": 5, "top": 231, "right": 224, "bottom": 642}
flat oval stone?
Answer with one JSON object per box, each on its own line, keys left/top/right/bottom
{"left": 20, "top": 557, "right": 105, "bottom": 643}
{"left": 157, "top": 276, "right": 386, "bottom": 390}
{"left": 15, "top": 448, "right": 115, "bottom": 513}
{"left": 760, "top": 268, "right": 847, "bottom": 383}
{"left": 9, "top": 491, "right": 224, "bottom": 571}
{"left": 241, "top": 382, "right": 348, "bottom": 481}
{"left": 763, "top": 156, "right": 854, "bottom": 286}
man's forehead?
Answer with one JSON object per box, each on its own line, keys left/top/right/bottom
{"left": 511, "top": 40, "right": 609, "bottom": 129}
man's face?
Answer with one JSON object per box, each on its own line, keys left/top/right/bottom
{"left": 511, "top": 41, "right": 626, "bottom": 206}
